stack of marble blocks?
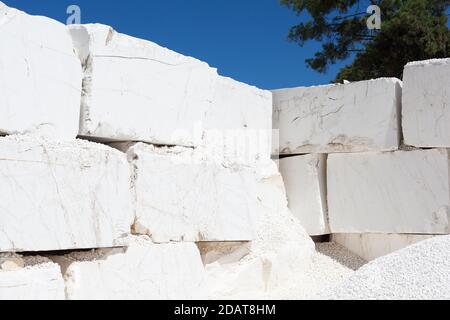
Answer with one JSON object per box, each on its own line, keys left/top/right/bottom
{"left": 0, "top": 3, "right": 305, "bottom": 299}
{"left": 274, "top": 59, "right": 450, "bottom": 261}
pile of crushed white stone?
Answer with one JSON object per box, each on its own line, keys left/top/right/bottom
{"left": 0, "top": 2, "right": 449, "bottom": 300}
{"left": 321, "top": 236, "right": 450, "bottom": 300}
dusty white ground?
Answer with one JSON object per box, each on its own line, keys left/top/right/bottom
{"left": 221, "top": 242, "right": 367, "bottom": 300}
{"left": 266, "top": 243, "right": 366, "bottom": 300}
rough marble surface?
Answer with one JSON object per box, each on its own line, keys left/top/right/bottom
{"left": 272, "top": 78, "right": 402, "bottom": 154}
{"left": 122, "top": 142, "right": 257, "bottom": 243}
{"left": 0, "top": 136, "right": 133, "bottom": 252}
{"left": 402, "top": 58, "right": 450, "bottom": 148}
{"left": 0, "top": 3, "right": 82, "bottom": 140}
{"left": 333, "top": 234, "right": 434, "bottom": 261}
{"left": 52, "top": 237, "right": 206, "bottom": 300}
{"left": 0, "top": 255, "right": 65, "bottom": 300}
{"left": 202, "top": 76, "right": 272, "bottom": 166}
{"left": 69, "top": 23, "right": 217, "bottom": 146}
{"left": 328, "top": 149, "right": 450, "bottom": 234}
{"left": 280, "top": 154, "right": 329, "bottom": 236}
{"left": 69, "top": 23, "right": 273, "bottom": 155}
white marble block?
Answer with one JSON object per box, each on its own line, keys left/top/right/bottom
{"left": 272, "top": 78, "right": 402, "bottom": 154}
{"left": 52, "top": 237, "right": 206, "bottom": 300}
{"left": 328, "top": 149, "right": 450, "bottom": 234}
{"left": 0, "top": 3, "right": 82, "bottom": 139}
{"left": 121, "top": 143, "right": 257, "bottom": 243}
{"left": 333, "top": 234, "right": 435, "bottom": 261}
{"left": 402, "top": 59, "right": 450, "bottom": 148}
{"left": 69, "top": 23, "right": 217, "bottom": 146}
{"left": 280, "top": 155, "right": 329, "bottom": 235}
{"left": 0, "top": 136, "right": 133, "bottom": 252}
{"left": 0, "top": 255, "right": 65, "bottom": 300}
{"left": 69, "top": 24, "right": 273, "bottom": 157}
{"left": 202, "top": 76, "right": 273, "bottom": 166}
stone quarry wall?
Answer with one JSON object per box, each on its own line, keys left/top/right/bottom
{"left": 274, "top": 59, "right": 450, "bottom": 261}
{"left": 0, "top": 3, "right": 314, "bottom": 299}
{"left": 1, "top": 1, "right": 449, "bottom": 299}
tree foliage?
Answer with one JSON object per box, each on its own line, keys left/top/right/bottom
{"left": 281, "top": 0, "right": 450, "bottom": 82}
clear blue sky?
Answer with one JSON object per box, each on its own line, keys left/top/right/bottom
{"left": 4, "top": 0, "right": 354, "bottom": 89}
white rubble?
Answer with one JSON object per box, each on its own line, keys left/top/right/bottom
{"left": 279, "top": 154, "right": 329, "bottom": 235}
{"left": 322, "top": 236, "right": 450, "bottom": 300}
{"left": 332, "top": 234, "right": 434, "bottom": 261}
{"left": 0, "top": 3, "right": 82, "bottom": 140}
{"left": 200, "top": 242, "right": 366, "bottom": 300}
{"left": 402, "top": 58, "right": 450, "bottom": 148}
{"left": 117, "top": 142, "right": 256, "bottom": 243}
{"left": 52, "top": 237, "right": 206, "bottom": 300}
{"left": 202, "top": 161, "right": 315, "bottom": 299}
{"left": 274, "top": 243, "right": 366, "bottom": 300}
{"left": 0, "top": 135, "right": 133, "bottom": 252}
{"left": 0, "top": 254, "right": 65, "bottom": 300}
{"left": 328, "top": 149, "right": 450, "bottom": 234}
{"left": 69, "top": 23, "right": 217, "bottom": 146}
{"left": 272, "top": 78, "right": 402, "bottom": 154}
{"left": 201, "top": 76, "right": 273, "bottom": 166}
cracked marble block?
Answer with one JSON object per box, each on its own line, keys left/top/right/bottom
{"left": 402, "top": 59, "right": 450, "bottom": 148}
{"left": 272, "top": 78, "right": 402, "bottom": 154}
{"left": 328, "top": 149, "right": 450, "bottom": 234}
{"left": 52, "top": 238, "right": 206, "bottom": 300}
{"left": 0, "top": 255, "right": 65, "bottom": 300}
{"left": 121, "top": 143, "right": 257, "bottom": 243}
{"left": 0, "top": 3, "right": 82, "bottom": 139}
{"left": 0, "top": 136, "right": 133, "bottom": 252}
{"left": 68, "top": 23, "right": 218, "bottom": 146}
{"left": 202, "top": 76, "right": 273, "bottom": 166}
{"left": 279, "top": 154, "right": 329, "bottom": 236}
{"left": 332, "top": 234, "right": 435, "bottom": 261}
